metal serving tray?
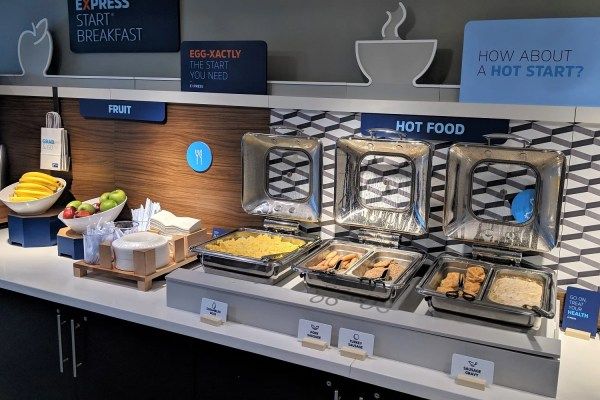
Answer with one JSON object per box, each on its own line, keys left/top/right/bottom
{"left": 296, "top": 239, "right": 425, "bottom": 300}
{"left": 191, "top": 228, "right": 321, "bottom": 279}
{"left": 417, "top": 253, "right": 556, "bottom": 327}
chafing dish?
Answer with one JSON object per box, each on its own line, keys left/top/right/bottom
{"left": 296, "top": 240, "right": 424, "bottom": 300}
{"left": 295, "top": 129, "right": 432, "bottom": 300}
{"left": 193, "top": 228, "right": 320, "bottom": 279}
{"left": 191, "top": 128, "right": 322, "bottom": 284}
{"left": 417, "top": 134, "right": 566, "bottom": 327}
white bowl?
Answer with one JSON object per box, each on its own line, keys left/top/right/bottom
{"left": 58, "top": 196, "right": 127, "bottom": 234}
{"left": 112, "top": 232, "right": 170, "bottom": 271}
{"left": 0, "top": 178, "right": 67, "bottom": 215}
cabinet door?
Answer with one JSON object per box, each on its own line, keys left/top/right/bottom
{"left": 0, "top": 289, "right": 73, "bottom": 400}
{"left": 194, "top": 342, "right": 347, "bottom": 400}
{"left": 72, "top": 312, "right": 195, "bottom": 400}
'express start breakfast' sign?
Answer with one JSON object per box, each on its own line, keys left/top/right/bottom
{"left": 67, "top": 0, "right": 180, "bottom": 53}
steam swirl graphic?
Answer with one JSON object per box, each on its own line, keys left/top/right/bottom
{"left": 381, "top": 2, "right": 407, "bottom": 39}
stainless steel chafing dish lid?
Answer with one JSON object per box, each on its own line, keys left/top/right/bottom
{"left": 443, "top": 134, "right": 567, "bottom": 252}
{"left": 242, "top": 129, "right": 322, "bottom": 223}
{"left": 334, "top": 129, "right": 432, "bottom": 235}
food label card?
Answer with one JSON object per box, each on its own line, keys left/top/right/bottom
{"left": 338, "top": 328, "right": 374, "bottom": 356}
{"left": 200, "top": 298, "right": 228, "bottom": 323}
{"left": 451, "top": 354, "right": 495, "bottom": 385}
{"left": 297, "top": 319, "right": 332, "bottom": 346}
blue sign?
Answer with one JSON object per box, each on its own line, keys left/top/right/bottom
{"left": 181, "top": 41, "right": 267, "bottom": 94}
{"left": 186, "top": 141, "right": 213, "bottom": 173}
{"left": 562, "top": 287, "right": 600, "bottom": 337}
{"left": 460, "top": 18, "right": 600, "bottom": 106}
{"left": 79, "top": 99, "right": 166, "bottom": 122}
{"left": 67, "top": 0, "right": 180, "bottom": 53}
{"left": 361, "top": 113, "right": 508, "bottom": 143}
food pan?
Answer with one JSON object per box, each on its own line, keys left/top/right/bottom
{"left": 296, "top": 240, "right": 425, "bottom": 300}
{"left": 417, "top": 253, "right": 556, "bottom": 327}
{"left": 191, "top": 228, "right": 320, "bottom": 278}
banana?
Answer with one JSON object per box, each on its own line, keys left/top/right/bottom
{"left": 21, "top": 172, "right": 59, "bottom": 186}
{"left": 14, "top": 189, "right": 51, "bottom": 199}
{"left": 9, "top": 195, "right": 39, "bottom": 202}
{"left": 19, "top": 177, "right": 59, "bottom": 190}
{"left": 15, "top": 182, "right": 54, "bottom": 194}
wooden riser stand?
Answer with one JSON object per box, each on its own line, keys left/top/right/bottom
{"left": 73, "top": 230, "right": 206, "bottom": 291}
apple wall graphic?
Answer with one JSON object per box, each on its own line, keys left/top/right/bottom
{"left": 18, "top": 18, "right": 53, "bottom": 77}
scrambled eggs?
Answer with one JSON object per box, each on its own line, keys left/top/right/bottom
{"left": 206, "top": 234, "right": 304, "bottom": 259}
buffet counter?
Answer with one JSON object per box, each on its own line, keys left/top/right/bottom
{"left": 0, "top": 228, "right": 597, "bottom": 400}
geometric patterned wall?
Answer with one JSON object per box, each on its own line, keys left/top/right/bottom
{"left": 270, "top": 109, "right": 600, "bottom": 292}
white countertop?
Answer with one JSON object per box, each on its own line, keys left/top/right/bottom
{"left": 0, "top": 229, "right": 598, "bottom": 400}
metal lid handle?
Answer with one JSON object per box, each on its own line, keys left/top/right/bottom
{"left": 270, "top": 126, "right": 306, "bottom": 136}
{"left": 483, "top": 133, "right": 531, "bottom": 148}
{"left": 366, "top": 128, "right": 407, "bottom": 140}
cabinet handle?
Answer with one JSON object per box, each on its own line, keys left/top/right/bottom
{"left": 333, "top": 389, "right": 339, "bottom": 400}
{"left": 56, "top": 313, "right": 68, "bottom": 373}
{"left": 70, "top": 319, "right": 83, "bottom": 378}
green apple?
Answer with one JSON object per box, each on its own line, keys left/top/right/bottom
{"left": 99, "top": 192, "right": 111, "bottom": 202}
{"left": 99, "top": 199, "right": 118, "bottom": 213}
{"left": 77, "top": 203, "right": 96, "bottom": 214}
{"left": 66, "top": 200, "right": 82, "bottom": 209}
{"left": 109, "top": 189, "right": 127, "bottom": 205}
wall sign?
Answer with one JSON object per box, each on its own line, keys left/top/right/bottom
{"left": 460, "top": 18, "right": 600, "bottom": 106}
{"left": 67, "top": 0, "right": 180, "bottom": 53}
{"left": 180, "top": 41, "right": 267, "bottom": 94}
{"left": 79, "top": 99, "right": 166, "bottom": 122}
{"left": 561, "top": 287, "right": 600, "bottom": 337}
{"left": 361, "top": 113, "right": 508, "bottom": 143}
{"left": 186, "top": 141, "right": 213, "bottom": 173}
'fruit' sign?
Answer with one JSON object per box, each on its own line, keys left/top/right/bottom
{"left": 79, "top": 99, "right": 166, "bottom": 122}
{"left": 67, "top": 0, "right": 180, "bottom": 53}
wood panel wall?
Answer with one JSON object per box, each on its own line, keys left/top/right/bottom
{"left": 0, "top": 96, "right": 267, "bottom": 229}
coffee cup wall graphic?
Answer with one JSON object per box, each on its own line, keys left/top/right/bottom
{"left": 355, "top": 2, "right": 437, "bottom": 87}
{"left": 18, "top": 19, "right": 53, "bottom": 77}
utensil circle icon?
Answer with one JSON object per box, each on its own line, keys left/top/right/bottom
{"left": 187, "top": 141, "right": 213, "bottom": 172}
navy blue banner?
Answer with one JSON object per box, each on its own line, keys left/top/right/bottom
{"left": 79, "top": 99, "right": 166, "bottom": 122}
{"left": 361, "top": 113, "right": 509, "bottom": 143}
{"left": 68, "top": 0, "right": 180, "bottom": 53}
{"left": 562, "top": 287, "right": 600, "bottom": 337}
{"left": 181, "top": 41, "right": 267, "bottom": 95}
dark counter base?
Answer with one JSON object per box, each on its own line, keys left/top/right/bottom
{"left": 0, "top": 289, "right": 421, "bottom": 400}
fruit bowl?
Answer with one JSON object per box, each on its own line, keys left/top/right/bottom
{"left": 0, "top": 178, "right": 67, "bottom": 215}
{"left": 58, "top": 196, "right": 127, "bottom": 234}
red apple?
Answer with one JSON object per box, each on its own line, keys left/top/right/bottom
{"left": 75, "top": 210, "right": 92, "bottom": 218}
{"left": 63, "top": 207, "right": 75, "bottom": 219}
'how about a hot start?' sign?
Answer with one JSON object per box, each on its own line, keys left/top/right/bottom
{"left": 67, "top": 0, "right": 180, "bottom": 53}
{"left": 180, "top": 41, "right": 267, "bottom": 95}
{"left": 460, "top": 18, "right": 600, "bottom": 106}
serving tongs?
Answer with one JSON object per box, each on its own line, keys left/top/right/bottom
{"left": 445, "top": 274, "right": 476, "bottom": 302}
{"left": 522, "top": 304, "right": 554, "bottom": 318}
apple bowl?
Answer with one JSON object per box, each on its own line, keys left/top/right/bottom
{"left": 0, "top": 178, "right": 67, "bottom": 215}
{"left": 58, "top": 196, "right": 127, "bottom": 234}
